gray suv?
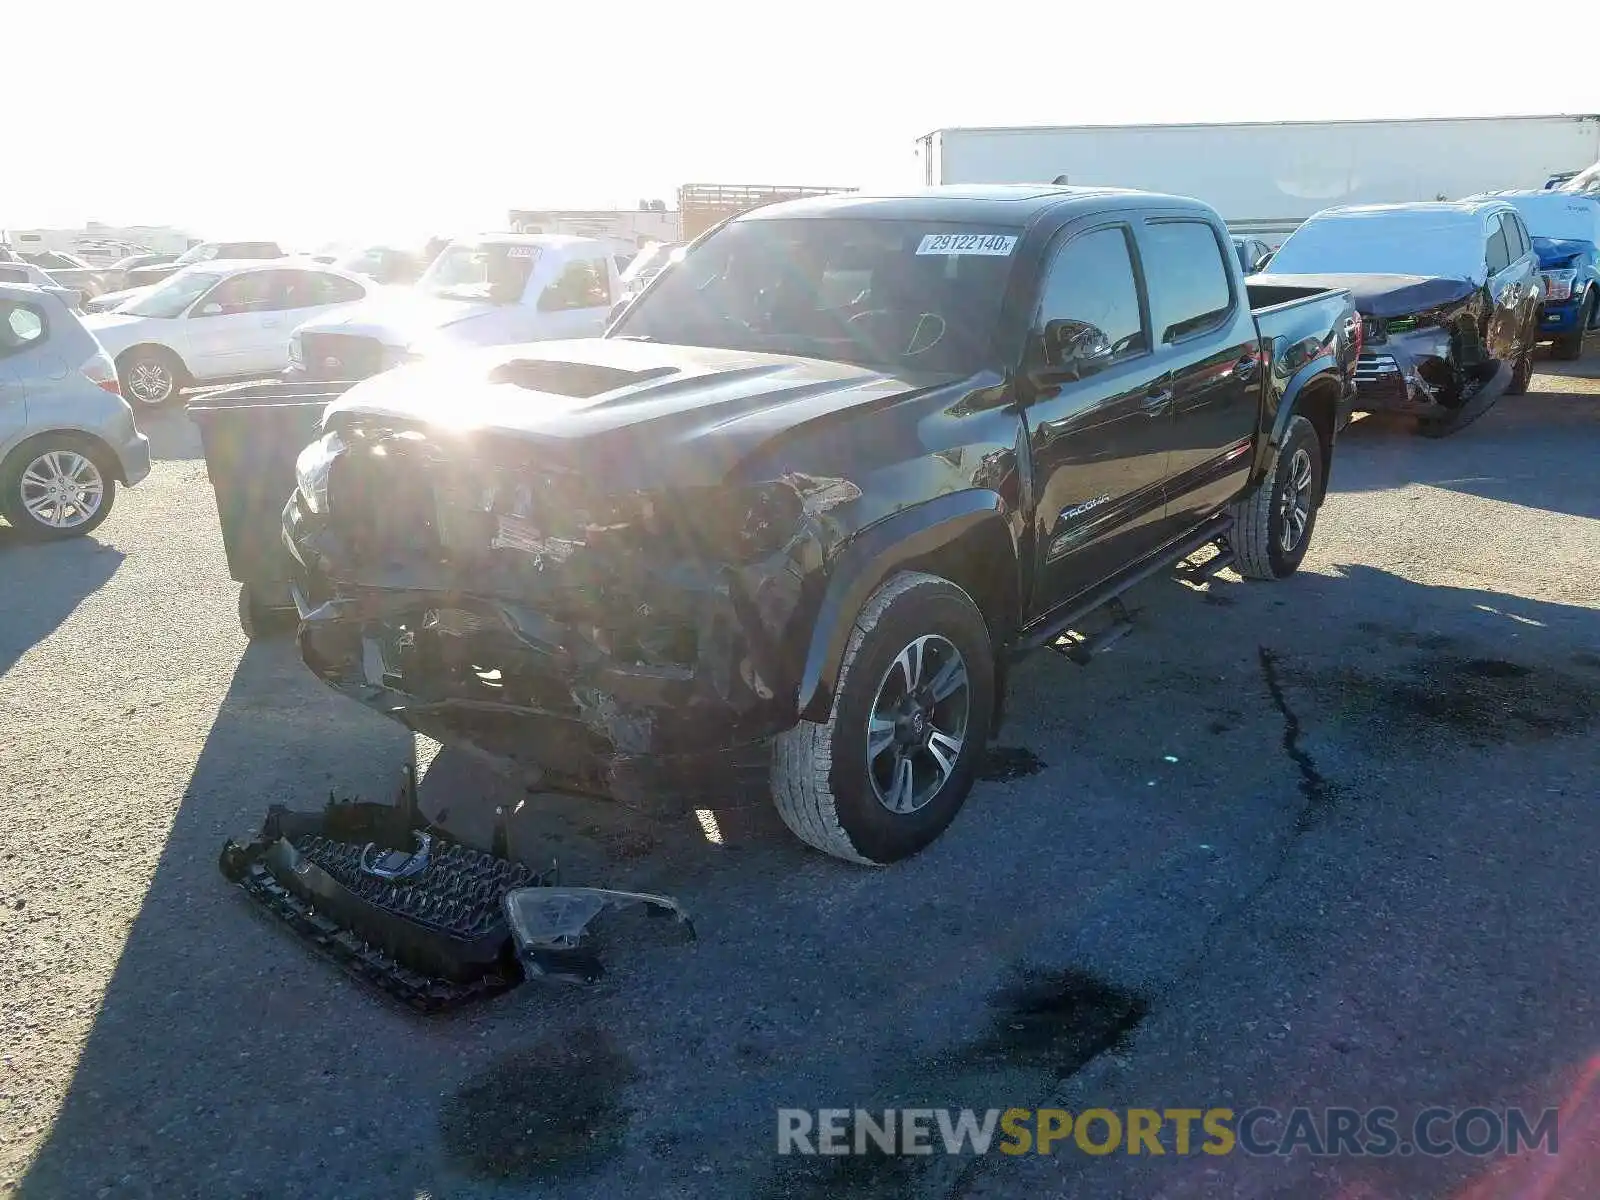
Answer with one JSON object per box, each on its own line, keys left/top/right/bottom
{"left": 0, "top": 284, "right": 151, "bottom": 539}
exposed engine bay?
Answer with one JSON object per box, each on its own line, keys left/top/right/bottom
{"left": 286, "top": 410, "right": 863, "bottom": 805}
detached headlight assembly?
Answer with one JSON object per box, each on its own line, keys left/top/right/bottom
{"left": 294, "top": 430, "right": 346, "bottom": 514}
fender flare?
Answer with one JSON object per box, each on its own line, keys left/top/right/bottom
{"left": 1269, "top": 353, "right": 1344, "bottom": 449}
{"left": 794, "top": 488, "right": 1012, "bottom": 723}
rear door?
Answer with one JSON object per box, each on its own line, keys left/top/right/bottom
{"left": 256, "top": 270, "right": 369, "bottom": 371}
{"left": 1137, "top": 215, "right": 1261, "bottom": 535}
{"left": 1021, "top": 219, "right": 1172, "bottom": 619}
{"left": 534, "top": 256, "right": 616, "bottom": 338}
{"left": 0, "top": 296, "right": 50, "bottom": 452}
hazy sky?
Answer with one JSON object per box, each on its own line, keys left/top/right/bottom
{"left": 10, "top": 2, "right": 1599, "bottom": 246}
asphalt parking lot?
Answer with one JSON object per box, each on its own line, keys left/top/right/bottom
{"left": 3, "top": 366, "right": 1598, "bottom": 1200}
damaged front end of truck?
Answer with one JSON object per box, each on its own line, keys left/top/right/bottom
{"left": 284, "top": 409, "right": 862, "bottom": 809}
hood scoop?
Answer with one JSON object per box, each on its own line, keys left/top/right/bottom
{"left": 487, "top": 358, "right": 679, "bottom": 399}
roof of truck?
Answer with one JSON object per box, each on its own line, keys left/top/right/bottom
{"left": 741, "top": 184, "right": 1206, "bottom": 224}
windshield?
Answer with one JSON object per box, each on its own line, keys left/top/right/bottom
{"left": 173, "top": 244, "right": 218, "bottom": 267}
{"left": 1502, "top": 195, "right": 1600, "bottom": 244}
{"left": 1268, "top": 212, "right": 1482, "bottom": 279}
{"left": 621, "top": 243, "right": 681, "bottom": 286}
{"left": 611, "top": 218, "right": 1021, "bottom": 374}
{"left": 419, "top": 242, "right": 538, "bottom": 302}
{"left": 122, "top": 268, "right": 227, "bottom": 318}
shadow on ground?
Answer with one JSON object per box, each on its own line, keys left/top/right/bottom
{"left": 17, "top": 557, "right": 1600, "bottom": 1199}
{"left": 0, "top": 536, "right": 122, "bottom": 677}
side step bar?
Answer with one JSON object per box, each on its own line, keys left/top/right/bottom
{"left": 1019, "top": 514, "right": 1235, "bottom": 665}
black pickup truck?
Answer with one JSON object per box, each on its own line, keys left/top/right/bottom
{"left": 283, "top": 185, "right": 1359, "bottom": 866}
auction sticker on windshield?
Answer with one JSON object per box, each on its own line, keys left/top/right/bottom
{"left": 916, "top": 233, "right": 1018, "bottom": 256}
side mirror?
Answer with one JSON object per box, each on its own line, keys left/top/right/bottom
{"left": 606, "top": 300, "right": 627, "bottom": 326}
{"left": 1041, "top": 319, "right": 1114, "bottom": 378}
{"left": 198, "top": 302, "right": 223, "bottom": 317}
{"left": 1253, "top": 253, "right": 1274, "bottom": 273}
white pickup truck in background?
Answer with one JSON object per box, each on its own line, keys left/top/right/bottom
{"left": 287, "top": 233, "right": 629, "bottom": 383}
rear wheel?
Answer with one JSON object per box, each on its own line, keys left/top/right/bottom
{"left": 0, "top": 435, "right": 116, "bottom": 540}
{"left": 1505, "top": 351, "right": 1533, "bottom": 396}
{"left": 771, "top": 572, "right": 994, "bottom": 864}
{"left": 1228, "top": 415, "right": 1322, "bottom": 581}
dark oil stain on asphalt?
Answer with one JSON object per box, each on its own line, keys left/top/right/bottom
{"left": 439, "top": 1024, "right": 639, "bottom": 1182}
{"left": 1316, "top": 653, "right": 1597, "bottom": 745}
{"left": 1569, "top": 650, "right": 1600, "bottom": 671}
{"left": 952, "top": 967, "right": 1150, "bottom": 1079}
{"left": 978, "top": 745, "right": 1047, "bottom": 782}
{"left": 757, "top": 967, "right": 1149, "bottom": 1199}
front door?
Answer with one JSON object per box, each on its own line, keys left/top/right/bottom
{"left": 1487, "top": 211, "right": 1540, "bottom": 362}
{"left": 183, "top": 269, "right": 282, "bottom": 380}
{"left": 534, "top": 257, "right": 616, "bottom": 339}
{"left": 1136, "top": 215, "right": 1263, "bottom": 532}
{"left": 1021, "top": 221, "right": 1172, "bottom": 623}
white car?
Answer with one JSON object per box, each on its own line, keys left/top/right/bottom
{"left": 84, "top": 261, "right": 373, "bottom": 405}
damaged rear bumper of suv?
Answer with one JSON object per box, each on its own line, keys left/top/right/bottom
{"left": 283, "top": 430, "right": 856, "bottom": 808}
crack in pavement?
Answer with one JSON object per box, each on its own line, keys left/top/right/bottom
{"left": 1257, "top": 646, "right": 1338, "bottom": 832}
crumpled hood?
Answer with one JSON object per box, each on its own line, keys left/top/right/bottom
{"left": 1251, "top": 272, "right": 1479, "bottom": 319}
{"left": 323, "top": 338, "right": 946, "bottom": 489}
{"left": 1532, "top": 236, "right": 1594, "bottom": 269}
{"left": 295, "top": 289, "right": 495, "bottom": 347}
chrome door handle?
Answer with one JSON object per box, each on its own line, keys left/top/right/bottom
{"left": 1142, "top": 387, "right": 1173, "bottom": 414}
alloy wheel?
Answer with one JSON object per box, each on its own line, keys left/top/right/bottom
{"left": 1278, "top": 447, "right": 1313, "bottom": 553}
{"left": 127, "top": 359, "right": 173, "bottom": 404}
{"left": 866, "top": 633, "right": 970, "bottom": 814}
{"left": 19, "top": 450, "right": 104, "bottom": 530}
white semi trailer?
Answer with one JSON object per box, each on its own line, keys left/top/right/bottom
{"left": 917, "top": 114, "right": 1600, "bottom": 242}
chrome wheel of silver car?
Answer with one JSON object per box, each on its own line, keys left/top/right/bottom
{"left": 126, "top": 358, "right": 174, "bottom": 405}
{"left": 866, "top": 633, "right": 970, "bottom": 815}
{"left": 19, "top": 450, "right": 104, "bottom": 529}
{"left": 1277, "top": 447, "right": 1313, "bottom": 553}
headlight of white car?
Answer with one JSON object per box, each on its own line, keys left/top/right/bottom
{"left": 294, "top": 430, "right": 345, "bottom": 514}
{"left": 287, "top": 331, "right": 304, "bottom": 370}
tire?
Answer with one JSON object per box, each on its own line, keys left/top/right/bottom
{"left": 1505, "top": 351, "right": 1533, "bottom": 396}
{"left": 238, "top": 582, "right": 296, "bottom": 639}
{"left": 1228, "top": 414, "right": 1321, "bottom": 581}
{"left": 771, "top": 571, "right": 995, "bottom": 865}
{"left": 117, "top": 345, "right": 186, "bottom": 407}
{"left": 0, "top": 434, "right": 117, "bottom": 540}
{"left": 1551, "top": 292, "right": 1594, "bottom": 361}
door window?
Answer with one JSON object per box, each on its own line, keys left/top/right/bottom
{"left": 269, "top": 270, "right": 367, "bottom": 310}
{"left": 539, "top": 260, "right": 612, "bottom": 311}
{"left": 194, "top": 271, "right": 276, "bottom": 316}
{"left": 1505, "top": 214, "right": 1530, "bottom": 260}
{"left": 1034, "top": 225, "right": 1148, "bottom": 374}
{"left": 1139, "top": 220, "right": 1234, "bottom": 343}
{"left": 0, "top": 302, "right": 46, "bottom": 356}
{"left": 0, "top": 267, "right": 30, "bottom": 284}
{"left": 1486, "top": 219, "right": 1512, "bottom": 275}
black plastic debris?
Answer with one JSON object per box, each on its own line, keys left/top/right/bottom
{"left": 218, "top": 769, "right": 693, "bottom": 1012}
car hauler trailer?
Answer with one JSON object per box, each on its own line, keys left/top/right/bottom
{"left": 918, "top": 114, "right": 1600, "bottom": 242}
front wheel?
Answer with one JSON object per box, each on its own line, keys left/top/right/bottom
{"left": 117, "top": 346, "right": 185, "bottom": 407}
{"left": 1228, "top": 414, "right": 1322, "bottom": 581}
{"left": 771, "top": 572, "right": 995, "bottom": 864}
